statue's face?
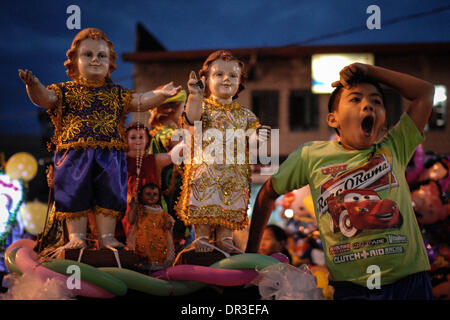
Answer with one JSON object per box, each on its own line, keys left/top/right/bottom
{"left": 207, "top": 59, "right": 241, "bottom": 102}
{"left": 127, "top": 128, "right": 148, "bottom": 157}
{"left": 141, "top": 186, "right": 160, "bottom": 206}
{"left": 77, "top": 38, "right": 110, "bottom": 81}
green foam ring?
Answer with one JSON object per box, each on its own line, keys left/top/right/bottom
{"left": 5, "top": 247, "right": 22, "bottom": 275}
{"left": 210, "top": 253, "right": 280, "bottom": 270}
{"left": 43, "top": 259, "right": 127, "bottom": 296}
{"left": 98, "top": 267, "right": 205, "bottom": 296}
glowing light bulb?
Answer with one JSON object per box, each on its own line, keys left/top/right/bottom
{"left": 433, "top": 85, "right": 447, "bottom": 105}
{"left": 284, "top": 209, "right": 294, "bottom": 219}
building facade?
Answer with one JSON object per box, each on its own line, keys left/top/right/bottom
{"left": 123, "top": 27, "right": 450, "bottom": 160}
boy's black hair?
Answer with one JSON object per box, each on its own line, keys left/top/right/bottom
{"left": 265, "top": 224, "right": 293, "bottom": 263}
{"left": 328, "top": 73, "right": 387, "bottom": 136}
{"left": 266, "top": 224, "right": 288, "bottom": 242}
{"left": 138, "top": 182, "right": 161, "bottom": 205}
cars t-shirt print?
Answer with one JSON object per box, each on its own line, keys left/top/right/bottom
{"left": 318, "top": 148, "right": 402, "bottom": 238}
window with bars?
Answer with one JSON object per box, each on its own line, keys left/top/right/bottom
{"left": 251, "top": 90, "right": 279, "bottom": 128}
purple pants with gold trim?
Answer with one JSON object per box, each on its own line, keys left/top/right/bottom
{"left": 54, "top": 148, "right": 127, "bottom": 219}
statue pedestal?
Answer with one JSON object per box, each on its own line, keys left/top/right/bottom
{"left": 62, "top": 247, "right": 140, "bottom": 269}
{"left": 174, "top": 250, "right": 232, "bottom": 266}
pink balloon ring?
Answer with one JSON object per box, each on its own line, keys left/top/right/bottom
{"left": 4, "top": 239, "right": 36, "bottom": 267}
{"left": 152, "top": 265, "right": 259, "bottom": 286}
{"left": 151, "top": 252, "right": 290, "bottom": 285}
{"left": 270, "top": 253, "right": 290, "bottom": 264}
{"left": 14, "top": 247, "right": 114, "bottom": 299}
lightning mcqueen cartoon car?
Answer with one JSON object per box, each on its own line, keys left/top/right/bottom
{"left": 327, "top": 189, "right": 402, "bottom": 238}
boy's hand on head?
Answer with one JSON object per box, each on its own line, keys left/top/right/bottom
{"left": 18, "top": 69, "right": 39, "bottom": 86}
{"left": 187, "top": 71, "right": 205, "bottom": 97}
{"left": 331, "top": 63, "right": 370, "bottom": 89}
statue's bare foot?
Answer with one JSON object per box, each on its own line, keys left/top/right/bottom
{"left": 65, "top": 217, "right": 88, "bottom": 250}
{"left": 99, "top": 234, "right": 125, "bottom": 248}
{"left": 65, "top": 234, "right": 87, "bottom": 250}
{"left": 217, "top": 236, "right": 238, "bottom": 253}
{"left": 194, "top": 224, "right": 213, "bottom": 253}
{"left": 217, "top": 227, "right": 241, "bottom": 253}
{"left": 195, "top": 236, "right": 213, "bottom": 253}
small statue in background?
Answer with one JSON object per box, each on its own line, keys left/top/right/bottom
{"left": 127, "top": 183, "right": 175, "bottom": 270}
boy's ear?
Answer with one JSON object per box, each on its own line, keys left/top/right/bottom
{"left": 327, "top": 112, "right": 339, "bottom": 129}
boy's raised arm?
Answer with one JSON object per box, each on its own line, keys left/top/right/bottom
{"left": 333, "top": 63, "right": 435, "bottom": 133}
{"left": 18, "top": 69, "right": 58, "bottom": 109}
{"left": 246, "top": 177, "right": 280, "bottom": 253}
{"left": 366, "top": 64, "right": 434, "bottom": 133}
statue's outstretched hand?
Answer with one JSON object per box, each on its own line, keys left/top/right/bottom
{"left": 187, "top": 71, "right": 205, "bottom": 97}
{"left": 18, "top": 69, "right": 40, "bottom": 86}
{"left": 158, "top": 81, "right": 182, "bottom": 98}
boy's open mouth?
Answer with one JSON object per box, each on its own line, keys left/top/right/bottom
{"left": 361, "top": 115, "right": 374, "bottom": 137}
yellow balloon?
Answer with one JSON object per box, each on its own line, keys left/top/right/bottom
{"left": 20, "top": 201, "right": 48, "bottom": 235}
{"left": 304, "top": 194, "right": 315, "bottom": 216}
{"left": 5, "top": 152, "right": 38, "bottom": 182}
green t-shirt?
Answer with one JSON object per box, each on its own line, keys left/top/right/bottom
{"left": 272, "top": 113, "right": 430, "bottom": 286}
